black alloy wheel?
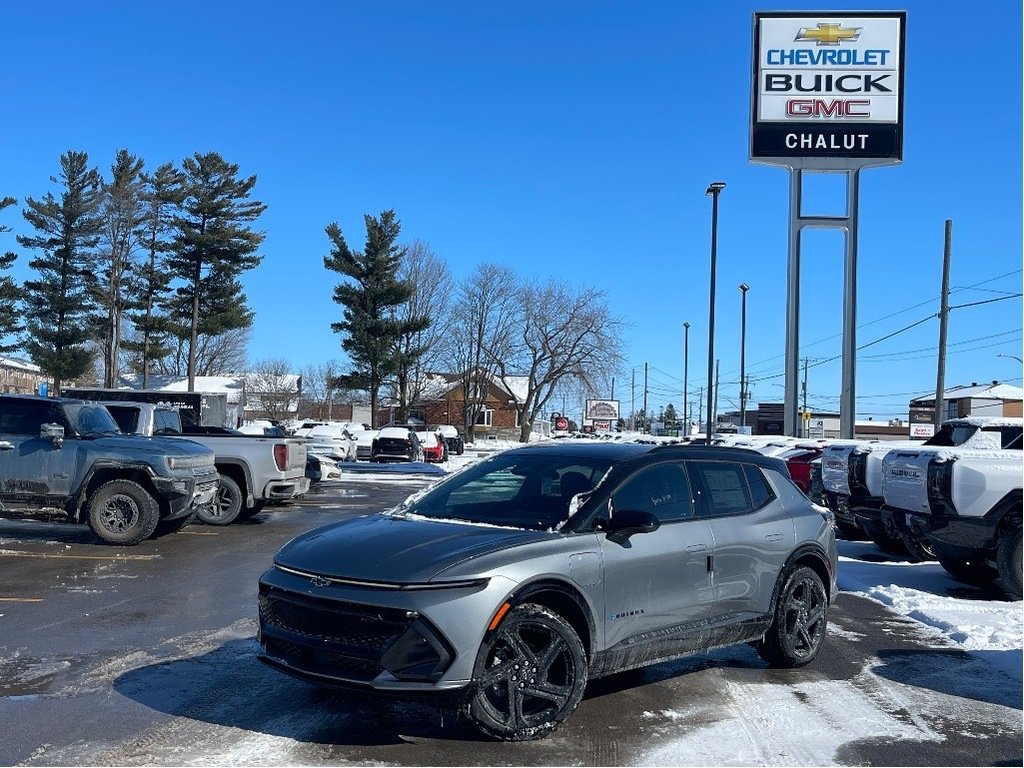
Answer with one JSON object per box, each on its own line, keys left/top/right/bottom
{"left": 198, "top": 475, "right": 244, "bottom": 525}
{"left": 996, "top": 523, "right": 1023, "bottom": 600}
{"left": 758, "top": 566, "right": 828, "bottom": 668}
{"left": 465, "top": 604, "right": 588, "bottom": 741}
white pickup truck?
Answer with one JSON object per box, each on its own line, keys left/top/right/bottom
{"left": 880, "top": 417, "right": 1022, "bottom": 598}
{"left": 102, "top": 401, "right": 309, "bottom": 525}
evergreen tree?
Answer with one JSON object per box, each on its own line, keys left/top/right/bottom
{"left": 17, "top": 151, "right": 103, "bottom": 393}
{"left": 0, "top": 196, "right": 22, "bottom": 353}
{"left": 95, "top": 149, "right": 145, "bottom": 387}
{"left": 167, "top": 152, "right": 265, "bottom": 390}
{"left": 323, "top": 210, "right": 425, "bottom": 425}
{"left": 124, "top": 162, "right": 183, "bottom": 387}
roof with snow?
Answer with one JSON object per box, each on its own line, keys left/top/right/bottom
{"left": 0, "top": 356, "right": 41, "bottom": 373}
{"left": 911, "top": 382, "right": 1024, "bottom": 404}
{"left": 416, "top": 371, "right": 530, "bottom": 404}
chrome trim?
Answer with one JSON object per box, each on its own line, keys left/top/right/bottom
{"left": 274, "top": 564, "right": 487, "bottom": 591}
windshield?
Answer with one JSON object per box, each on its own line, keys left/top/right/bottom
{"left": 393, "top": 451, "right": 613, "bottom": 531}
{"left": 924, "top": 423, "right": 979, "bottom": 447}
{"left": 65, "top": 403, "right": 121, "bottom": 436}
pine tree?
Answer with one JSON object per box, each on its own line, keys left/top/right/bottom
{"left": 0, "top": 196, "right": 22, "bottom": 353}
{"left": 95, "top": 149, "right": 145, "bottom": 387}
{"left": 17, "top": 151, "right": 103, "bottom": 393}
{"left": 124, "top": 162, "right": 183, "bottom": 387}
{"left": 323, "top": 210, "right": 426, "bottom": 425}
{"left": 167, "top": 152, "right": 265, "bottom": 390}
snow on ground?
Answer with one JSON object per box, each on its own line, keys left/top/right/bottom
{"left": 837, "top": 540, "right": 1023, "bottom": 683}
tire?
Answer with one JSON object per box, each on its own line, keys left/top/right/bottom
{"left": 86, "top": 479, "right": 160, "bottom": 545}
{"left": 198, "top": 474, "right": 244, "bottom": 525}
{"left": 757, "top": 566, "right": 828, "bottom": 668}
{"left": 464, "top": 604, "right": 588, "bottom": 741}
{"left": 859, "top": 519, "right": 907, "bottom": 555}
{"left": 899, "top": 531, "right": 936, "bottom": 563}
{"left": 996, "top": 524, "right": 1023, "bottom": 600}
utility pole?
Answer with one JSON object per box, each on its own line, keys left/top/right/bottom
{"left": 643, "top": 362, "right": 649, "bottom": 433}
{"left": 801, "top": 357, "right": 809, "bottom": 439}
{"left": 697, "top": 387, "right": 704, "bottom": 431}
{"left": 713, "top": 359, "right": 720, "bottom": 432}
{"left": 630, "top": 368, "right": 635, "bottom": 431}
{"left": 934, "top": 219, "right": 952, "bottom": 429}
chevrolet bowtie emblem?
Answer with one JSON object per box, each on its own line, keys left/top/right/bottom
{"left": 795, "top": 23, "right": 862, "bottom": 46}
{"left": 310, "top": 575, "right": 332, "bottom": 587}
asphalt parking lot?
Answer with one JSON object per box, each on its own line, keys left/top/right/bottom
{"left": 1, "top": 478, "right": 1020, "bottom": 767}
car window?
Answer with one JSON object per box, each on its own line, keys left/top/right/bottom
{"left": 611, "top": 462, "right": 693, "bottom": 523}
{"left": 0, "top": 400, "right": 62, "bottom": 435}
{"left": 401, "top": 452, "right": 613, "bottom": 530}
{"left": 744, "top": 464, "right": 775, "bottom": 509}
{"left": 106, "top": 406, "right": 139, "bottom": 434}
{"left": 154, "top": 409, "right": 181, "bottom": 434}
{"left": 689, "top": 461, "right": 754, "bottom": 518}
{"left": 991, "top": 426, "right": 1022, "bottom": 450}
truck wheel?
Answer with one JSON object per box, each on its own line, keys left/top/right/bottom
{"left": 996, "top": 525, "right": 1022, "bottom": 600}
{"left": 464, "top": 604, "right": 588, "bottom": 741}
{"left": 198, "top": 475, "right": 243, "bottom": 525}
{"left": 87, "top": 480, "right": 160, "bottom": 545}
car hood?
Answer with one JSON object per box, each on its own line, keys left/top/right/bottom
{"left": 93, "top": 434, "right": 213, "bottom": 458}
{"left": 274, "top": 513, "right": 552, "bottom": 582}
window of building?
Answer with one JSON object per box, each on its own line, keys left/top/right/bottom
{"left": 474, "top": 407, "right": 493, "bottom": 427}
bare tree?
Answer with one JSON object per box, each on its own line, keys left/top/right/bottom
{"left": 299, "top": 359, "right": 360, "bottom": 419}
{"left": 151, "top": 327, "right": 250, "bottom": 378}
{"left": 445, "top": 264, "right": 519, "bottom": 442}
{"left": 393, "top": 240, "right": 454, "bottom": 419}
{"left": 494, "top": 281, "right": 626, "bottom": 442}
{"left": 246, "top": 358, "right": 299, "bottom": 421}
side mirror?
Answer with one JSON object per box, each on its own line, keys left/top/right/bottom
{"left": 41, "top": 422, "right": 64, "bottom": 448}
{"left": 601, "top": 508, "right": 660, "bottom": 544}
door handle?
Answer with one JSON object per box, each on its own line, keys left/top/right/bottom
{"left": 686, "top": 543, "right": 707, "bottom": 552}
{"left": 764, "top": 533, "right": 784, "bottom": 542}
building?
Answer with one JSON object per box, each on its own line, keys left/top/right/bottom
{"left": 384, "top": 370, "right": 528, "bottom": 440}
{"left": 907, "top": 382, "right": 1023, "bottom": 440}
{"left": 0, "top": 356, "right": 48, "bottom": 395}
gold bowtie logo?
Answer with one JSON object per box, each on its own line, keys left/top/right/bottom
{"left": 795, "top": 23, "right": 862, "bottom": 46}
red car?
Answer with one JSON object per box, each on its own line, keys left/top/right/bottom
{"left": 778, "top": 444, "right": 825, "bottom": 495}
{"left": 417, "top": 430, "right": 448, "bottom": 463}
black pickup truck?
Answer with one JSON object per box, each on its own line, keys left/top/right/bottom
{"left": 0, "top": 394, "right": 219, "bottom": 545}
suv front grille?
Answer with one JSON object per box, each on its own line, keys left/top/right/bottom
{"left": 258, "top": 585, "right": 453, "bottom": 684}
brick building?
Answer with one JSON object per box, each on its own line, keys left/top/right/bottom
{"left": 0, "top": 356, "right": 47, "bottom": 395}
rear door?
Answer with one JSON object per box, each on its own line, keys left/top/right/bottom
{"left": 688, "top": 460, "right": 793, "bottom": 620}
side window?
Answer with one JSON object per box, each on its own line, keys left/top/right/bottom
{"left": 611, "top": 462, "right": 693, "bottom": 523}
{"left": 107, "top": 406, "right": 138, "bottom": 434}
{"left": 153, "top": 410, "right": 181, "bottom": 434}
{"left": 996, "top": 426, "right": 1022, "bottom": 450}
{"left": 0, "top": 400, "right": 56, "bottom": 435}
{"left": 744, "top": 464, "right": 775, "bottom": 509}
{"left": 690, "top": 461, "right": 753, "bottom": 518}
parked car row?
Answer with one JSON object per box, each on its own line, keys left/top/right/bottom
{"left": 820, "top": 417, "right": 1022, "bottom": 599}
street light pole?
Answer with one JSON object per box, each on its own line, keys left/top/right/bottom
{"left": 705, "top": 181, "right": 726, "bottom": 442}
{"left": 683, "top": 322, "right": 690, "bottom": 436}
{"left": 738, "top": 283, "right": 749, "bottom": 429}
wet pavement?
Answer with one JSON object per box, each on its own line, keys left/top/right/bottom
{"left": 0, "top": 479, "right": 1020, "bottom": 766}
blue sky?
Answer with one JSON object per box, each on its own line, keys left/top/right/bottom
{"left": 1, "top": 1, "right": 1020, "bottom": 422}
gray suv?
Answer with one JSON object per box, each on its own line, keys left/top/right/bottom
{"left": 258, "top": 442, "right": 837, "bottom": 740}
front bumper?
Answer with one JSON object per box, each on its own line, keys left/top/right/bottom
{"left": 155, "top": 470, "right": 219, "bottom": 518}
{"left": 257, "top": 564, "right": 517, "bottom": 694}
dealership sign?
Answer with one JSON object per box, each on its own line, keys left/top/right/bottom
{"left": 751, "top": 11, "right": 905, "bottom": 166}
{"left": 585, "top": 399, "right": 619, "bottom": 420}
